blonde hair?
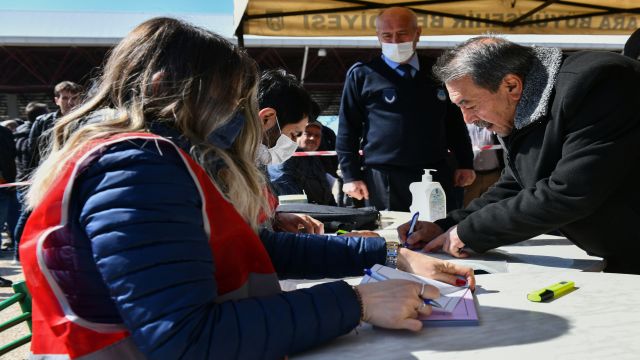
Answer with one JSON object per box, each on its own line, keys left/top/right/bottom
{"left": 27, "top": 17, "right": 271, "bottom": 230}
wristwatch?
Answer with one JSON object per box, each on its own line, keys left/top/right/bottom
{"left": 385, "top": 241, "right": 400, "bottom": 268}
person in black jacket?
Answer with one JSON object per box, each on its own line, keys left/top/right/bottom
{"left": 337, "top": 7, "right": 475, "bottom": 212}
{"left": 0, "top": 125, "right": 16, "bottom": 251}
{"left": 11, "top": 102, "right": 48, "bottom": 262}
{"left": 0, "top": 124, "right": 16, "bottom": 190}
{"left": 623, "top": 27, "right": 640, "bottom": 60}
{"left": 14, "top": 102, "right": 48, "bottom": 182}
{"left": 15, "top": 82, "right": 81, "bottom": 258}
{"left": 28, "top": 81, "right": 82, "bottom": 169}
{"left": 399, "top": 35, "right": 640, "bottom": 274}
{"left": 310, "top": 101, "right": 339, "bottom": 179}
{"left": 268, "top": 121, "right": 337, "bottom": 206}
{"left": 463, "top": 123, "right": 503, "bottom": 207}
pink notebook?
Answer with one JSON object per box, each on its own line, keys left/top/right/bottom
{"left": 420, "top": 288, "right": 479, "bottom": 326}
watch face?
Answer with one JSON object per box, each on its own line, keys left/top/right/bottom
{"left": 386, "top": 242, "right": 400, "bottom": 268}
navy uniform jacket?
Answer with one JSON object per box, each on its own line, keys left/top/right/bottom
{"left": 337, "top": 56, "right": 473, "bottom": 183}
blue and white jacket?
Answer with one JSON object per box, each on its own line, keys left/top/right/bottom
{"left": 49, "top": 125, "right": 387, "bottom": 359}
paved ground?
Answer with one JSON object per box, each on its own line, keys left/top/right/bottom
{"left": 0, "top": 234, "right": 30, "bottom": 360}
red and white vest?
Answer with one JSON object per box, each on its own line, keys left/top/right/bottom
{"left": 20, "top": 133, "right": 280, "bottom": 359}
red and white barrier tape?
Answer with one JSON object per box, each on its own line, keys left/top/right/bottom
{"left": 293, "top": 150, "right": 342, "bottom": 157}
{"left": 1, "top": 145, "right": 504, "bottom": 187}
{"left": 474, "top": 144, "right": 502, "bottom": 151}
{"left": 292, "top": 145, "right": 501, "bottom": 157}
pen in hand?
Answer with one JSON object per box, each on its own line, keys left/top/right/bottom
{"left": 363, "top": 268, "right": 442, "bottom": 308}
{"left": 404, "top": 212, "right": 420, "bottom": 248}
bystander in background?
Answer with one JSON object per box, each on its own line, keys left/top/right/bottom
{"left": 269, "top": 121, "right": 337, "bottom": 205}
{"left": 0, "top": 124, "right": 16, "bottom": 252}
{"left": 463, "top": 124, "right": 503, "bottom": 207}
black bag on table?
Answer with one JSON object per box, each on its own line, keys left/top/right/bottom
{"left": 276, "top": 203, "right": 380, "bottom": 232}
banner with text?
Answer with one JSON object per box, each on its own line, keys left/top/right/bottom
{"left": 236, "top": 0, "right": 639, "bottom": 36}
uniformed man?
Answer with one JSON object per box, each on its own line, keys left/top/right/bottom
{"left": 336, "top": 7, "right": 475, "bottom": 212}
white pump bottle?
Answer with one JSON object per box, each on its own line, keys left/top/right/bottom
{"left": 409, "top": 169, "right": 446, "bottom": 222}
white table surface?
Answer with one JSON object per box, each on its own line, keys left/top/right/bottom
{"left": 377, "top": 211, "right": 604, "bottom": 274}
{"left": 281, "top": 212, "right": 603, "bottom": 292}
{"left": 294, "top": 271, "right": 640, "bottom": 360}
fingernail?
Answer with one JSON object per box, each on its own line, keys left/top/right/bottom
{"left": 455, "top": 279, "right": 467, "bottom": 286}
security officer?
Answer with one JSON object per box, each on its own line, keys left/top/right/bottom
{"left": 337, "top": 6, "right": 475, "bottom": 212}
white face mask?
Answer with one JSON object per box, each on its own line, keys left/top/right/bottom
{"left": 381, "top": 41, "right": 415, "bottom": 63}
{"left": 257, "top": 134, "right": 298, "bottom": 165}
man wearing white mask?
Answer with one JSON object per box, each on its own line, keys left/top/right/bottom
{"left": 257, "top": 69, "right": 310, "bottom": 166}
{"left": 256, "top": 69, "right": 326, "bottom": 234}
{"left": 337, "top": 7, "right": 475, "bottom": 212}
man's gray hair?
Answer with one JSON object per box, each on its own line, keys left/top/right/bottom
{"left": 432, "top": 35, "right": 535, "bottom": 92}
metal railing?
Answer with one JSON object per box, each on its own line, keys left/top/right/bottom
{"left": 0, "top": 280, "right": 32, "bottom": 356}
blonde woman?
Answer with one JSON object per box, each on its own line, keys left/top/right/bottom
{"left": 20, "top": 18, "right": 474, "bottom": 359}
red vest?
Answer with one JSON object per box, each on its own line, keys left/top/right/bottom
{"left": 20, "top": 133, "right": 279, "bottom": 358}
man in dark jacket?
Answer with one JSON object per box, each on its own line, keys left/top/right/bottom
{"left": 0, "top": 125, "right": 16, "bottom": 250}
{"left": 15, "top": 83, "right": 79, "bottom": 261}
{"left": 400, "top": 36, "right": 640, "bottom": 274}
{"left": 0, "top": 125, "right": 16, "bottom": 286}
{"left": 28, "top": 81, "right": 82, "bottom": 169}
{"left": 623, "top": 27, "right": 640, "bottom": 60}
{"left": 337, "top": 7, "right": 474, "bottom": 212}
{"left": 11, "top": 102, "right": 49, "bottom": 262}
{"left": 14, "top": 102, "right": 49, "bottom": 182}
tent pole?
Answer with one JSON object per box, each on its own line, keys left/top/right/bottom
{"left": 238, "top": 33, "right": 245, "bottom": 48}
{"left": 300, "top": 46, "right": 309, "bottom": 84}
{"left": 236, "top": 19, "right": 245, "bottom": 49}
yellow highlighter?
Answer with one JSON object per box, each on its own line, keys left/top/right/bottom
{"left": 527, "top": 281, "right": 575, "bottom": 302}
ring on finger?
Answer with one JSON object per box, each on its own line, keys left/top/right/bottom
{"left": 420, "top": 283, "right": 425, "bottom": 298}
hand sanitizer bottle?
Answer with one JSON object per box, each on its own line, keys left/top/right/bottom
{"left": 409, "top": 169, "right": 447, "bottom": 222}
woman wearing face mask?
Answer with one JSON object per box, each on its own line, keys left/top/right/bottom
{"left": 20, "top": 18, "right": 474, "bottom": 359}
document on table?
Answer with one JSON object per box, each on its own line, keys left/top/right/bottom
{"left": 421, "top": 287, "right": 479, "bottom": 326}
{"left": 361, "top": 264, "right": 468, "bottom": 313}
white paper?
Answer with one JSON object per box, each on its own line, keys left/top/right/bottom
{"left": 361, "top": 264, "right": 468, "bottom": 313}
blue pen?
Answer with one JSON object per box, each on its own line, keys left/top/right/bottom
{"left": 404, "top": 211, "right": 420, "bottom": 248}
{"left": 363, "top": 268, "right": 442, "bottom": 308}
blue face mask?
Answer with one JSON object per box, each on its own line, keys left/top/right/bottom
{"left": 207, "top": 111, "right": 245, "bottom": 149}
